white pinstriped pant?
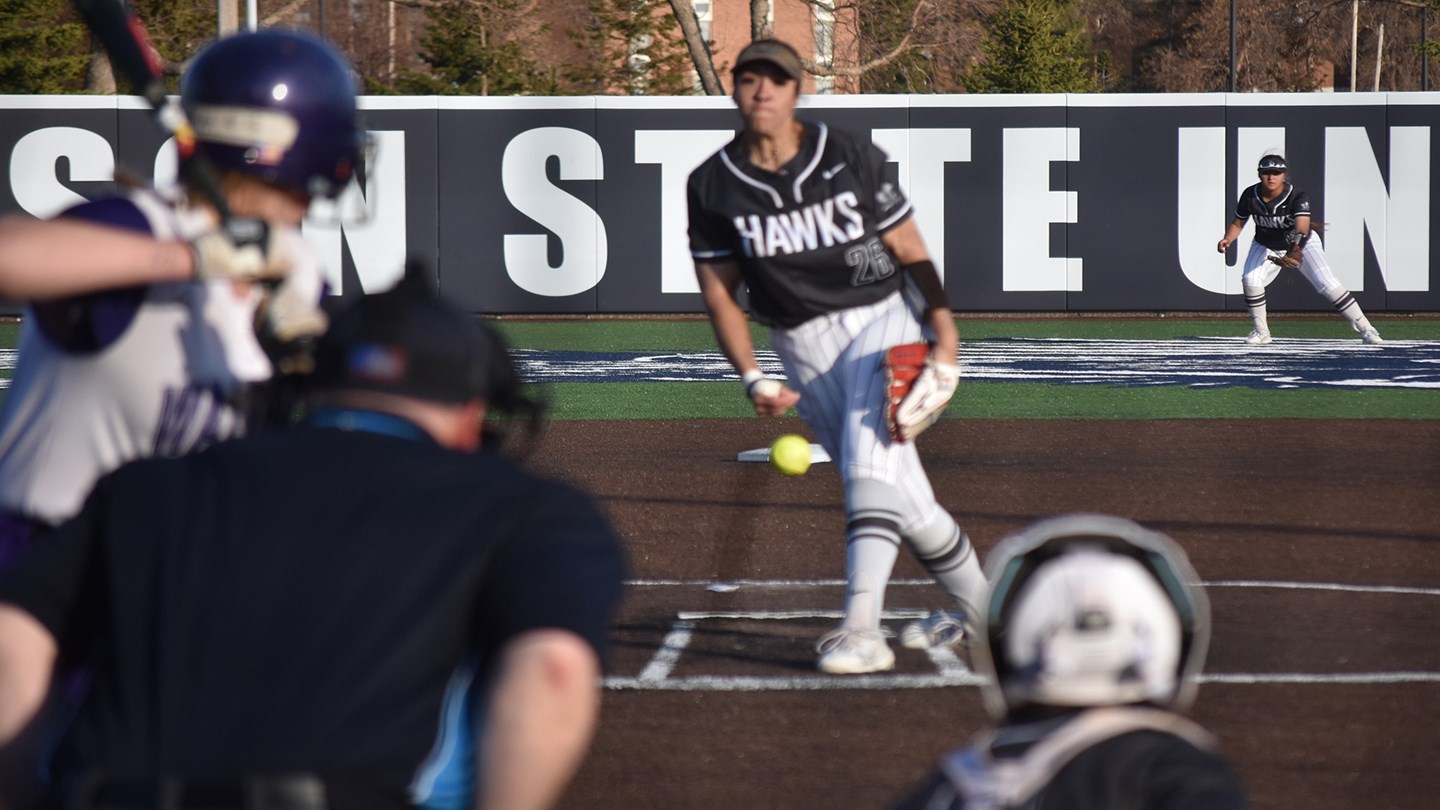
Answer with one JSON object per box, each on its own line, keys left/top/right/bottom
{"left": 768, "top": 285, "right": 950, "bottom": 532}
{"left": 1241, "top": 231, "right": 1344, "bottom": 295}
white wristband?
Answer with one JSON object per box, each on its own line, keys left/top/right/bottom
{"left": 741, "top": 368, "right": 765, "bottom": 388}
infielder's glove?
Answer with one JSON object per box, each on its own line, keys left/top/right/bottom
{"left": 885, "top": 342, "right": 959, "bottom": 442}
{"left": 1268, "top": 246, "right": 1303, "bottom": 270}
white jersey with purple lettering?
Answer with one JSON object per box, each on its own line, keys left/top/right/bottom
{"left": 0, "top": 189, "right": 281, "bottom": 525}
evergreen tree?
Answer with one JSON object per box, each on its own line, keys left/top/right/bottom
{"left": 964, "top": 0, "right": 1105, "bottom": 93}
{"left": 566, "top": 0, "right": 694, "bottom": 95}
{"left": 395, "top": 0, "right": 556, "bottom": 96}
{"left": 131, "top": 0, "right": 217, "bottom": 89}
{"left": 0, "top": 0, "right": 88, "bottom": 93}
{"left": 859, "top": 0, "right": 938, "bottom": 93}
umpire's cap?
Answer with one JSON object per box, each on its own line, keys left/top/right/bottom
{"left": 313, "top": 267, "right": 502, "bottom": 403}
{"left": 312, "top": 264, "right": 546, "bottom": 451}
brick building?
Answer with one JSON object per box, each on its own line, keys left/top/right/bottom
{"left": 692, "top": 1, "right": 860, "bottom": 94}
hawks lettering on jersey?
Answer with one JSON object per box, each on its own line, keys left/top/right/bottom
{"left": 688, "top": 122, "right": 913, "bottom": 328}
{"left": 1235, "top": 182, "right": 1312, "bottom": 251}
{"left": 732, "top": 191, "right": 864, "bottom": 258}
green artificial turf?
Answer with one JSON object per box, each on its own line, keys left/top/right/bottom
{"left": 496, "top": 316, "right": 1440, "bottom": 421}
{"left": 3, "top": 316, "right": 1437, "bottom": 420}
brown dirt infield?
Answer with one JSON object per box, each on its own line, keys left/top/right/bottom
{"left": 531, "top": 418, "right": 1440, "bottom": 810}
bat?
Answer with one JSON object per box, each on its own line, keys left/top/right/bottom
{"left": 70, "top": 0, "right": 250, "bottom": 236}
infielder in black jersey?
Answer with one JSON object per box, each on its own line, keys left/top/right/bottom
{"left": 1217, "top": 154, "right": 1382, "bottom": 345}
{"left": 687, "top": 39, "right": 987, "bottom": 675}
{"left": 890, "top": 514, "right": 1249, "bottom": 810}
{"left": 0, "top": 274, "right": 627, "bottom": 810}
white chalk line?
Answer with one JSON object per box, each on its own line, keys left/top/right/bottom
{"left": 677, "top": 609, "right": 930, "bottom": 621}
{"left": 603, "top": 672, "right": 1440, "bottom": 692}
{"left": 1201, "top": 672, "right": 1440, "bottom": 685}
{"left": 609, "top": 603, "right": 1440, "bottom": 692}
{"left": 637, "top": 620, "right": 695, "bottom": 682}
{"left": 628, "top": 578, "right": 1440, "bottom": 597}
{"left": 606, "top": 673, "right": 985, "bottom": 691}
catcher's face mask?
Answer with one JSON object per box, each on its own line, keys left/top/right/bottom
{"left": 972, "top": 513, "right": 1211, "bottom": 718}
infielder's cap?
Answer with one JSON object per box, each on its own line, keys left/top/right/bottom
{"left": 313, "top": 264, "right": 506, "bottom": 404}
{"left": 733, "top": 39, "right": 804, "bottom": 83}
{"left": 1257, "top": 155, "right": 1288, "bottom": 173}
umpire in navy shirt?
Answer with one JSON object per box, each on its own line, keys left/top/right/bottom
{"left": 0, "top": 273, "right": 627, "bottom": 810}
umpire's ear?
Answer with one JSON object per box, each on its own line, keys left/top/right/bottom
{"left": 454, "top": 399, "right": 488, "bottom": 454}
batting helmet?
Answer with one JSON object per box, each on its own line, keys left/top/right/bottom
{"left": 973, "top": 514, "right": 1211, "bottom": 718}
{"left": 181, "top": 29, "right": 365, "bottom": 199}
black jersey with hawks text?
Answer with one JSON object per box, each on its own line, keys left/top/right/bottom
{"left": 687, "top": 122, "right": 912, "bottom": 328}
{"left": 1233, "top": 182, "right": 1312, "bottom": 251}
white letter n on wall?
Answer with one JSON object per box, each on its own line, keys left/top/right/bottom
{"left": 1324, "top": 126, "right": 1430, "bottom": 292}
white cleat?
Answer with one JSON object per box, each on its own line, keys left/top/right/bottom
{"left": 899, "top": 610, "right": 972, "bottom": 651}
{"left": 1361, "top": 328, "right": 1383, "bottom": 345}
{"left": 815, "top": 627, "right": 895, "bottom": 674}
{"left": 1244, "top": 329, "right": 1273, "bottom": 345}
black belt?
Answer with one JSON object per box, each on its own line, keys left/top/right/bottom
{"left": 67, "top": 774, "right": 329, "bottom": 810}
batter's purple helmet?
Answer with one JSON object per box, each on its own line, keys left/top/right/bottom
{"left": 181, "top": 30, "right": 365, "bottom": 199}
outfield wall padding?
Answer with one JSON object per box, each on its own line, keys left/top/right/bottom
{"left": 2, "top": 93, "right": 1436, "bottom": 313}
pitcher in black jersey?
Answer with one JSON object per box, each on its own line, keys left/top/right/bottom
{"left": 1216, "top": 154, "right": 1382, "bottom": 345}
{"left": 687, "top": 39, "right": 987, "bottom": 675}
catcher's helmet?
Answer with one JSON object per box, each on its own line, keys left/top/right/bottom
{"left": 181, "top": 30, "right": 365, "bottom": 199}
{"left": 973, "top": 514, "right": 1211, "bottom": 718}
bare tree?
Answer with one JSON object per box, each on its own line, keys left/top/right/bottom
{"left": 667, "top": 0, "right": 725, "bottom": 93}
{"left": 666, "top": 0, "right": 997, "bottom": 94}
{"left": 752, "top": 0, "right": 774, "bottom": 38}
{"left": 1129, "top": 0, "right": 1433, "bottom": 92}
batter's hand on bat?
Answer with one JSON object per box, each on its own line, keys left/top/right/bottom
{"left": 190, "top": 220, "right": 292, "bottom": 283}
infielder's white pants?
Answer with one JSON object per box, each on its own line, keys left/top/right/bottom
{"left": 1241, "top": 232, "right": 1342, "bottom": 293}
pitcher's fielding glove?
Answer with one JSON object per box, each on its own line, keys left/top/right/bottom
{"left": 886, "top": 342, "right": 959, "bottom": 442}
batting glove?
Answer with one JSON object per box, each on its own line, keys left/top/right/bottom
{"left": 255, "top": 227, "right": 328, "bottom": 373}
{"left": 190, "top": 219, "right": 291, "bottom": 282}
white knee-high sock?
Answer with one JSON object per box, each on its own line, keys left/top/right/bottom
{"left": 1322, "top": 284, "right": 1374, "bottom": 333}
{"left": 1244, "top": 285, "right": 1269, "bottom": 333}
{"left": 844, "top": 513, "right": 902, "bottom": 630}
{"left": 905, "top": 515, "right": 987, "bottom": 620}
